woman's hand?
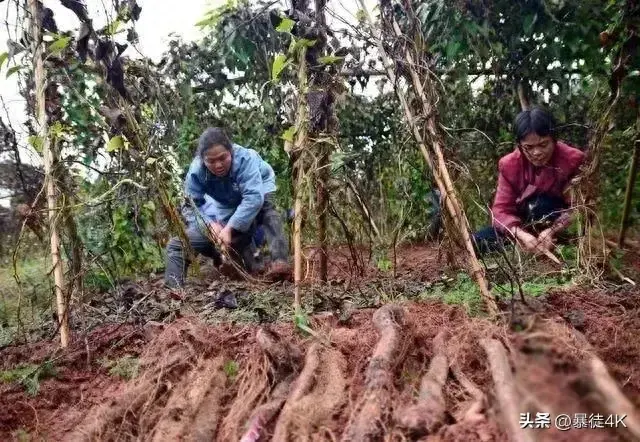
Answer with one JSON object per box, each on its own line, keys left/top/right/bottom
{"left": 514, "top": 230, "right": 540, "bottom": 253}
{"left": 513, "top": 229, "right": 552, "bottom": 255}
{"left": 208, "top": 221, "right": 223, "bottom": 238}
{"left": 536, "top": 227, "right": 555, "bottom": 251}
{"left": 218, "top": 226, "right": 233, "bottom": 247}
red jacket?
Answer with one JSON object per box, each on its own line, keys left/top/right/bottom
{"left": 491, "top": 141, "right": 585, "bottom": 231}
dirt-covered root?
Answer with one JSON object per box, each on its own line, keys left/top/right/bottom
{"left": 436, "top": 355, "right": 499, "bottom": 442}
{"left": 272, "top": 343, "right": 321, "bottom": 441}
{"left": 65, "top": 320, "right": 215, "bottom": 442}
{"left": 437, "top": 414, "right": 504, "bottom": 442}
{"left": 256, "top": 327, "right": 304, "bottom": 372}
{"left": 480, "top": 338, "right": 535, "bottom": 442}
{"left": 218, "top": 327, "right": 302, "bottom": 442}
{"left": 149, "top": 357, "right": 225, "bottom": 441}
{"left": 342, "top": 304, "right": 410, "bottom": 442}
{"left": 514, "top": 317, "right": 640, "bottom": 440}
{"left": 240, "top": 375, "right": 294, "bottom": 442}
{"left": 64, "top": 377, "right": 156, "bottom": 441}
{"left": 395, "top": 330, "right": 449, "bottom": 436}
{"left": 588, "top": 356, "right": 640, "bottom": 440}
{"left": 288, "top": 347, "right": 347, "bottom": 440}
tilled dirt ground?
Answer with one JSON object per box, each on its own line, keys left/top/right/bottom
{"left": 2, "top": 244, "right": 639, "bottom": 441}
{"left": 1, "top": 284, "right": 639, "bottom": 441}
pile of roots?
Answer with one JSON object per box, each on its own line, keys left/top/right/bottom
{"left": 64, "top": 300, "right": 640, "bottom": 442}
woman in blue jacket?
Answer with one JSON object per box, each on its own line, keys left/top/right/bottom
{"left": 165, "top": 127, "right": 291, "bottom": 287}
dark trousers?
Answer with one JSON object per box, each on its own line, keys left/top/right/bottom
{"left": 472, "top": 194, "right": 567, "bottom": 255}
{"left": 164, "top": 193, "right": 289, "bottom": 288}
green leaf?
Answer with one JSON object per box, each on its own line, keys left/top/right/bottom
{"left": 272, "top": 54, "right": 290, "bottom": 81}
{"left": 446, "top": 41, "right": 461, "bottom": 60}
{"left": 195, "top": 16, "right": 215, "bottom": 27}
{"left": 0, "top": 52, "right": 8, "bottom": 70}
{"left": 6, "top": 65, "right": 21, "bottom": 78}
{"left": 27, "top": 135, "right": 43, "bottom": 153}
{"left": 318, "top": 55, "right": 344, "bottom": 65}
{"left": 50, "top": 121, "right": 64, "bottom": 137}
{"left": 276, "top": 17, "right": 295, "bottom": 33}
{"left": 105, "top": 20, "right": 122, "bottom": 36}
{"left": 281, "top": 126, "right": 296, "bottom": 142}
{"left": 523, "top": 14, "right": 537, "bottom": 35}
{"left": 294, "top": 311, "right": 313, "bottom": 336}
{"left": 106, "top": 135, "right": 125, "bottom": 152}
{"left": 143, "top": 201, "right": 156, "bottom": 212}
{"left": 223, "top": 360, "right": 239, "bottom": 379}
{"left": 49, "top": 36, "right": 71, "bottom": 54}
{"left": 355, "top": 9, "right": 366, "bottom": 23}
{"left": 297, "top": 38, "right": 317, "bottom": 48}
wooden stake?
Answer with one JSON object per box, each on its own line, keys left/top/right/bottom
{"left": 293, "top": 167, "right": 304, "bottom": 309}
{"left": 358, "top": 2, "right": 497, "bottom": 315}
{"left": 517, "top": 82, "right": 530, "bottom": 111}
{"left": 28, "top": 0, "right": 69, "bottom": 347}
{"left": 314, "top": 0, "right": 330, "bottom": 283}
{"left": 316, "top": 146, "right": 329, "bottom": 282}
{"left": 290, "top": 48, "right": 309, "bottom": 311}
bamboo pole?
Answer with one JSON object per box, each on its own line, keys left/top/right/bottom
{"left": 316, "top": 145, "right": 329, "bottom": 282}
{"left": 314, "top": 0, "right": 330, "bottom": 282}
{"left": 358, "top": 2, "right": 497, "bottom": 315}
{"left": 290, "top": 48, "right": 309, "bottom": 311}
{"left": 28, "top": 0, "right": 69, "bottom": 347}
{"left": 517, "top": 82, "right": 530, "bottom": 111}
{"left": 618, "top": 138, "right": 640, "bottom": 247}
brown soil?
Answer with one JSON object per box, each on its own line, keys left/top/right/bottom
{"left": 1, "top": 285, "right": 638, "bottom": 441}
{"left": 1, "top": 244, "right": 638, "bottom": 441}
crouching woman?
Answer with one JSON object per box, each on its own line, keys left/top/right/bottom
{"left": 164, "top": 128, "right": 291, "bottom": 288}
{"left": 473, "top": 107, "right": 585, "bottom": 255}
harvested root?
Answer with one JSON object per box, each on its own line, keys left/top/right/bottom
{"left": 217, "top": 350, "right": 270, "bottom": 442}
{"left": 589, "top": 356, "right": 640, "bottom": 440}
{"left": 289, "top": 348, "right": 347, "bottom": 440}
{"left": 272, "top": 343, "right": 321, "bottom": 441}
{"left": 66, "top": 379, "right": 155, "bottom": 441}
{"left": 450, "top": 361, "right": 488, "bottom": 423}
{"left": 151, "top": 357, "right": 225, "bottom": 442}
{"left": 67, "top": 322, "right": 205, "bottom": 441}
{"left": 219, "top": 328, "right": 301, "bottom": 442}
{"left": 240, "top": 375, "right": 294, "bottom": 442}
{"left": 184, "top": 358, "right": 227, "bottom": 442}
{"left": 480, "top": 338, "right": 534, "bottom": 442}
{"left": 256, "top": 327, "right": 303, "bottom": 372}
{"left": 395, "top": 330, "right": 449, "bottom": 435}
{"left": 342, "top": 304, "right": 409, "bottom": 442}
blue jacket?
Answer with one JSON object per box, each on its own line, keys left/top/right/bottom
{"left": 183, "top": 144, "right": 276, "bottom": 232}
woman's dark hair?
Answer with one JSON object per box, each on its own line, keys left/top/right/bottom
{"left": 197, "top": 127, "right": 233, "bottom": 157}
{"left": 514, "top": 107, "right": 556, "bottom": 142}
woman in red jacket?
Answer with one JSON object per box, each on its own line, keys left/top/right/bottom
{"left": 473, "top": 107, "right": 585, "bottom": 255}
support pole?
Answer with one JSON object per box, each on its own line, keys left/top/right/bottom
{"left": 618, "top": 138, "right": 640, "bottom": 247}
{"left": 358, "top": 1, "right": 497, "bottom": 315}
{"left": 28, "top": 0, "right": 69, "bottom": 347}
